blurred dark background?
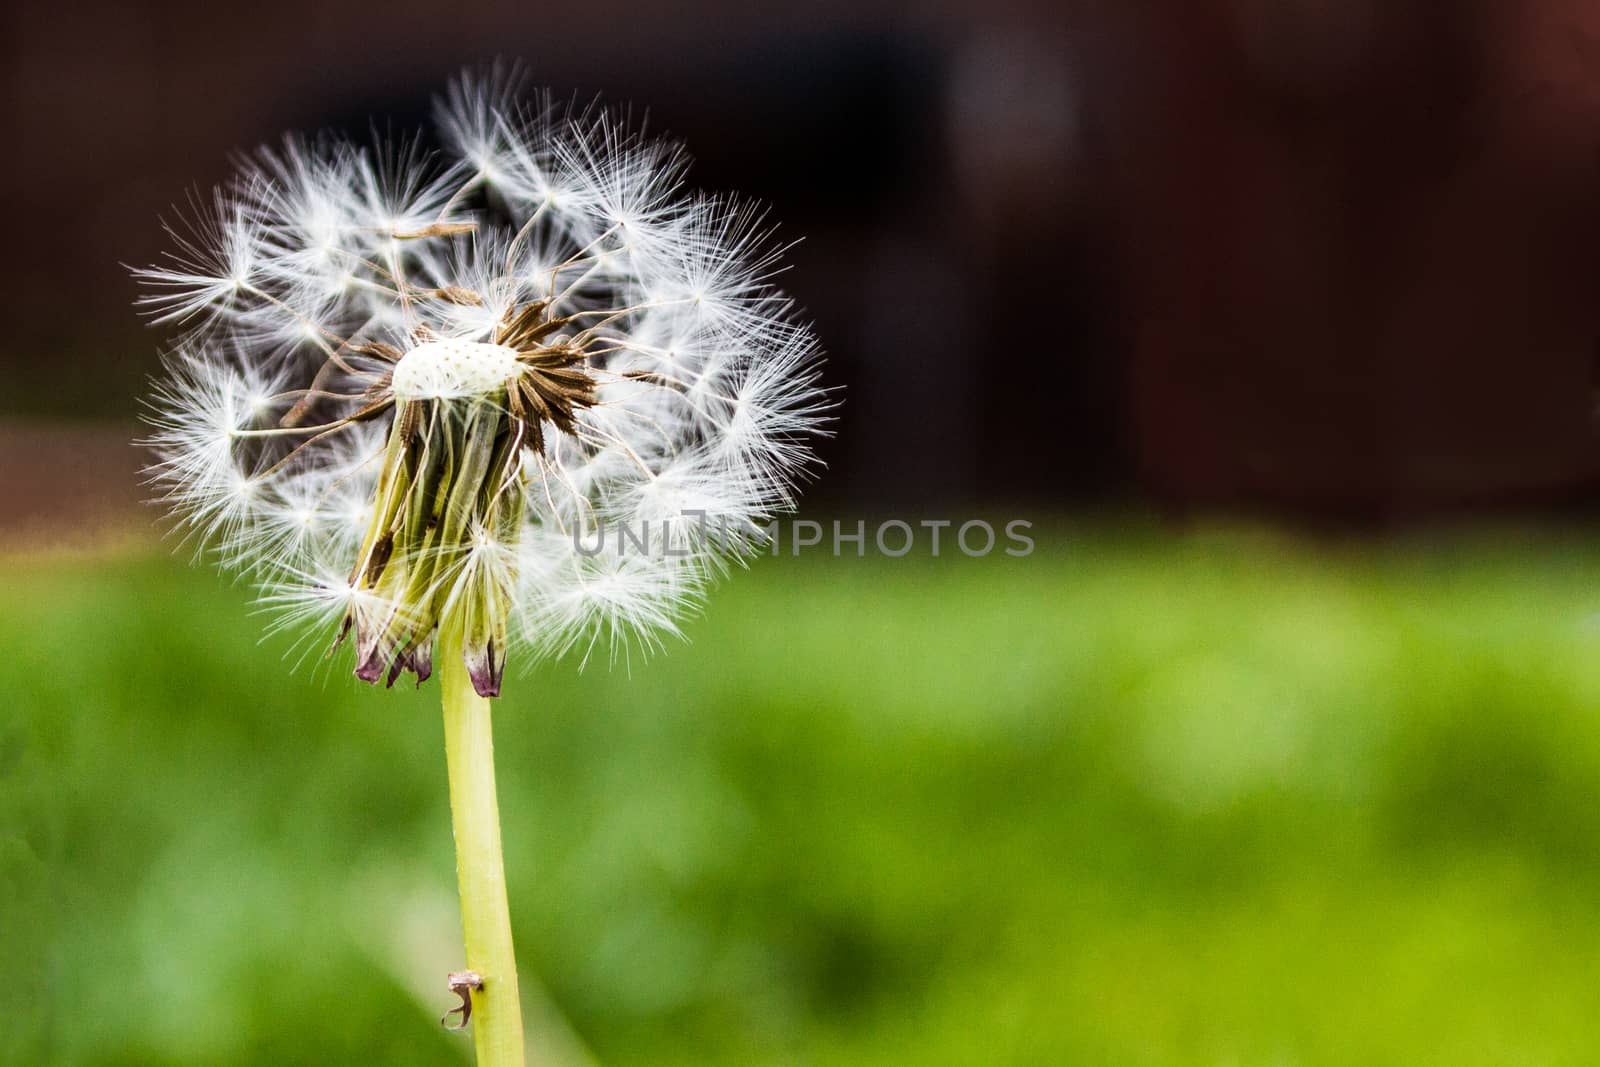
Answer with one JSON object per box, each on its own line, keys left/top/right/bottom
{"left": 9, "top": 0, "right": 1600, "bottom": 532}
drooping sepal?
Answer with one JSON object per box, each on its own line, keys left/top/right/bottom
{"left": 459, "top": 563, "right": 513, "bottom": 697}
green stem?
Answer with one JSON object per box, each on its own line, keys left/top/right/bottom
{"left": 440, "top": 615, "right": 526, "bottom": 1067}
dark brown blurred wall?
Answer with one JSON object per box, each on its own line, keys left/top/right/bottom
{"left": 1105, "top": 1, "right": 1600, "bottom": 519}
{"left": 8, "top": 0, "right": 1600, "bottom": 520}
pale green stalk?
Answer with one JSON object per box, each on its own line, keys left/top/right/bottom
{"left": 440, "top": 613, "right": 526, "bottom": 1067}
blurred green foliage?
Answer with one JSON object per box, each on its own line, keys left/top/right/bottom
{"left": 8, "top": 524, "right": 1600, "bottom": 1065}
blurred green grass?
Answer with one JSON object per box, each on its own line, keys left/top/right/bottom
{"left": 8, "top": 523, "right": 1600, "bottom": 1065}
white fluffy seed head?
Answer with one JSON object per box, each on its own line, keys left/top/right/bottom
{"left": 391, "top": 340, "right": 523, "bottom": 400}
{"left": 136, "top": 67, "right": 832, "bottom": 681}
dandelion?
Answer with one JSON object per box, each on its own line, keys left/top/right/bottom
{"left": 135, "top": 67, "right": 828, "bottom": 1066}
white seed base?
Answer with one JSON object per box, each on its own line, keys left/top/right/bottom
{"left": 392, "top": 340, "right": 523, "bottom": 400}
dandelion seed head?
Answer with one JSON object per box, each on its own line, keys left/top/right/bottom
{"left": 135, "top": 67, "right": 831, "bottom": 695}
